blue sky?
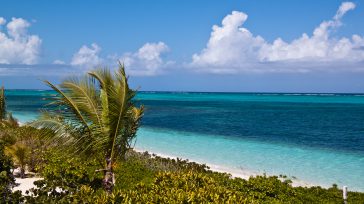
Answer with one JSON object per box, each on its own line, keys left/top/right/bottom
{"left": 1, "top": 0, "right": 364, "bottom": 92}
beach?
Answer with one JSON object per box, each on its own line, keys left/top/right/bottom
{"left": 134, "top": 126, "right": 364, "bottom": 192}
{"left": 7, "top": 90, "right": 364, "bottom": 192}
{"left": 134, "top": 148, "right": 313, "bottom": 188}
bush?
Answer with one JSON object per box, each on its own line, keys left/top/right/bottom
{"left": 20, "top": 150, "right": 364, "bottom": 203}
{"left": 1, "top": 125, "right": 49, "bottom": 178}
{"left": 78, "top": 171, "right": 249, "bottom": 203}
{"left": 24, "top": 150, "right": 103, "bottom": 203}
{"left": 0, "top": 141, "right": 23, "bottom": 203}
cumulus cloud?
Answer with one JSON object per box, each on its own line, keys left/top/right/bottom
{"left": 118, "top": 42, "right": 173, "bottom": 76}
{"left": 0, "top": 17, "right": 6, "bottom": 25}
{"left": 70, "top": 42, "right": 172, "bottom": 75}
{"left": 0, "top": 17, "right": 42, "bottom": 64}
{"left": 192, "top": 11, "right": 265, "bottom": 73}
{"left": 260, "top": 1, "right": 361, "bottom": 63}
{"left": 70, "top": 43, "right": 103, "bottom": 68}
{"left": 191, "top": 2, "right": 364, "bottom": 73}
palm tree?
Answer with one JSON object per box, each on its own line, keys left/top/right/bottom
{"left": 32, "top": 64, "right": 144, "bottom": 192}
{"left": 5, "top": 143, "right": 29, "bottom": 178}
{"left": 0, "top": 87, "right": 18, "bottom": 128}
{"left": 0, "top": 86, "right": 6, "bottom": 122}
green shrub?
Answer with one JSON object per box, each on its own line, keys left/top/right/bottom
{"left": 0, "top": 141, "right": 24, "bottom": 203}
{"left": 24, "top": 150, "right": 103, "bottom": 203}
{"left": 70, "top": 171, "right": 250, "bottom": 204}
{"left": 21, "top": 150, "right": 364, "bottom": 203}
{"left": 113, "top": 156, "right": 155, "bottom": 190}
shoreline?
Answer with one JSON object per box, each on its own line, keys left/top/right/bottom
{"left": 134, "top": 147, "right": 316, "bottom": 189}
{"left": 14, "top": 119, "right": 361, "bottom": 192}
{"left": 9, "top": 147, "right": 356, "bottom": 194}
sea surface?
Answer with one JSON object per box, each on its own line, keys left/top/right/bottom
{"left": 5, "top": 90, "right": 364, "bottom": 191}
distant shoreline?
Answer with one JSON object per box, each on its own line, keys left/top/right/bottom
{"left": 5, "top": 89, "right": 364, "bottom": 95}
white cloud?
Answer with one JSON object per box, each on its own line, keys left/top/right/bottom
{"left": 192, "top": 11, "right": 265, "bottom": 73}
{"left": 53, "top": 59, "right": 65, "bottom": 65}
{"left": 70, "top": 43, "right": 103, "bottom": 68}
{"left": 191, "top": 2, "right": 364, "bottom": 73}
{"left": 119, "top": 42, "right": 173, "bottom": 75}
{"left": 7, "top": 17, "right": 30, "bottom": 39}
{"left": 0, "top": 17, "right": 6, "bottom": 25}
{"left": 334, "top": 2, "right": 356, "bottom": 20}
{"left": 0, "top": 17, "right": 42, "bottom": 64}
{"left": 260, "top": 1, "right": 361, "bottom": 63}
{"left": 70, "top": 42, "right": 171, "bottom": 75}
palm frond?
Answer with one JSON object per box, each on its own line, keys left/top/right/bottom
{"left": 60, "top": 77, "right": 104, "bottom": 133}
{"left": 35, "top": 63, "right": 143, "bottom": 164}
{"left": 44, "top": 80, "right": 92, "bottom": 134}
{"left": 88, "top": 68, "right": 114, "bottom": 135}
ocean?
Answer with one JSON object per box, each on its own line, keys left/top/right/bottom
{"left": 5, "top": 90, "right": 364, "bottom": 191}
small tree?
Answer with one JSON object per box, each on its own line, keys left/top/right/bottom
{"left": 0, "top": 86, "right": 6, "bottom": 122}
{"left": 0, "top": 87, "right": 18, "bottom": 128}
{"left": 0, "top": 141, "right": 15, "bottom": 201}
{"left": 32, "top": 64, "right": 144, "bottom": 192}
{"left": 5, "top": 143, "right": 29, "bottom": 178}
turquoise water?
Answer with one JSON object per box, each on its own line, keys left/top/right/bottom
{"left": 5, "top": 90, "right": 364, "bottom": 191}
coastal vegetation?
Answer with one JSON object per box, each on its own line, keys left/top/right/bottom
{"left": 0, "top": 86, "right": 18, "bottom": 128}
{"left": 31, "top": 64, "right": 144, "bottom": 192}
{"left": 1, "top": 65, "right": 364, "bottom": 203}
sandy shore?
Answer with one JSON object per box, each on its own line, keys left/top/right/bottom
{"left": 13, "top": 177, "right": 42, "bottom": 195}
{"left": 10, "top": 148, "right": 315, "bottom": 195}
{"left": 134, "top": 148, "right": 314, "bottom": 188}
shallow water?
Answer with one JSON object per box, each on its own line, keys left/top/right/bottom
{"left": 5, "top": 90, "right": 364, "bottom": 191}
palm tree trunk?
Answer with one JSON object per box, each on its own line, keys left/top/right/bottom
{"left": 102, "top": 157, "right": 114, "bottom": 193}
{"left": 20, "top": 166, "right": 25, "bottom": 178}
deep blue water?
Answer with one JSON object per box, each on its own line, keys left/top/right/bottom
{"left": 139, "top": 96, "right": 364, "bottom": 155}
{"left": 4, "top": 90, "right": 364, "bottom": 191}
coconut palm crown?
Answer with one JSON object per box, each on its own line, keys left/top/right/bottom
{"left": 32, "top": 64, "right": 144, "bottom": 192}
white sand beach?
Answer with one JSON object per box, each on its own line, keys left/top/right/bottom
{"left": 11, "top": 148, "right": 313, "bottom": 196}
{"left": 134, "top": 148, "right": 314, "bottom": 188}
{"left": 13, "top": 177, "right": 42, "bottom": 195}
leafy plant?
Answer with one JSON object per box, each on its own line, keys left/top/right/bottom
{"left": 29, "top": 150, "right": 102, "bottom": 198}
{"left": 3, "top": 126, "right": 48, "bottom": 178}
{"left": 0, "top": 86, "right": 19, "bottom": 128}
{"left": 0, "top": 141, "right": 23, "bottom": 203}
{"left": 13, "top": 126, "right": 48, "bottom": 172}
{"left": 0, "top": 86, "right": 6, "bottom": 121}
{"left": 21, "top": 150, "right": 364, "bottom": 203}
{"left": 31, "top": 64, "right": 144, "bottom": 192}
{"left": 5, "top": 143, "right": 29, "bottom": 178}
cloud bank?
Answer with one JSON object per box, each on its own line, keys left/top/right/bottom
{"left": 1, "top": 2, "right": 363, "bottom": 77}
{"left": 0, "top": 17, "right": 172, "bottom": 77}
{"left": 0, "top": 17, "right": 42, "bottom": 64}
{"left": 192, "top": 2, "right": 364, "bottom": 73}
{"left": 69, "top": 42, "right": 172, "bottom": 76}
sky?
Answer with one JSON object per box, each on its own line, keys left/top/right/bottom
{"left": 0, "top": 0, "right": 364, "bottom": 92}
